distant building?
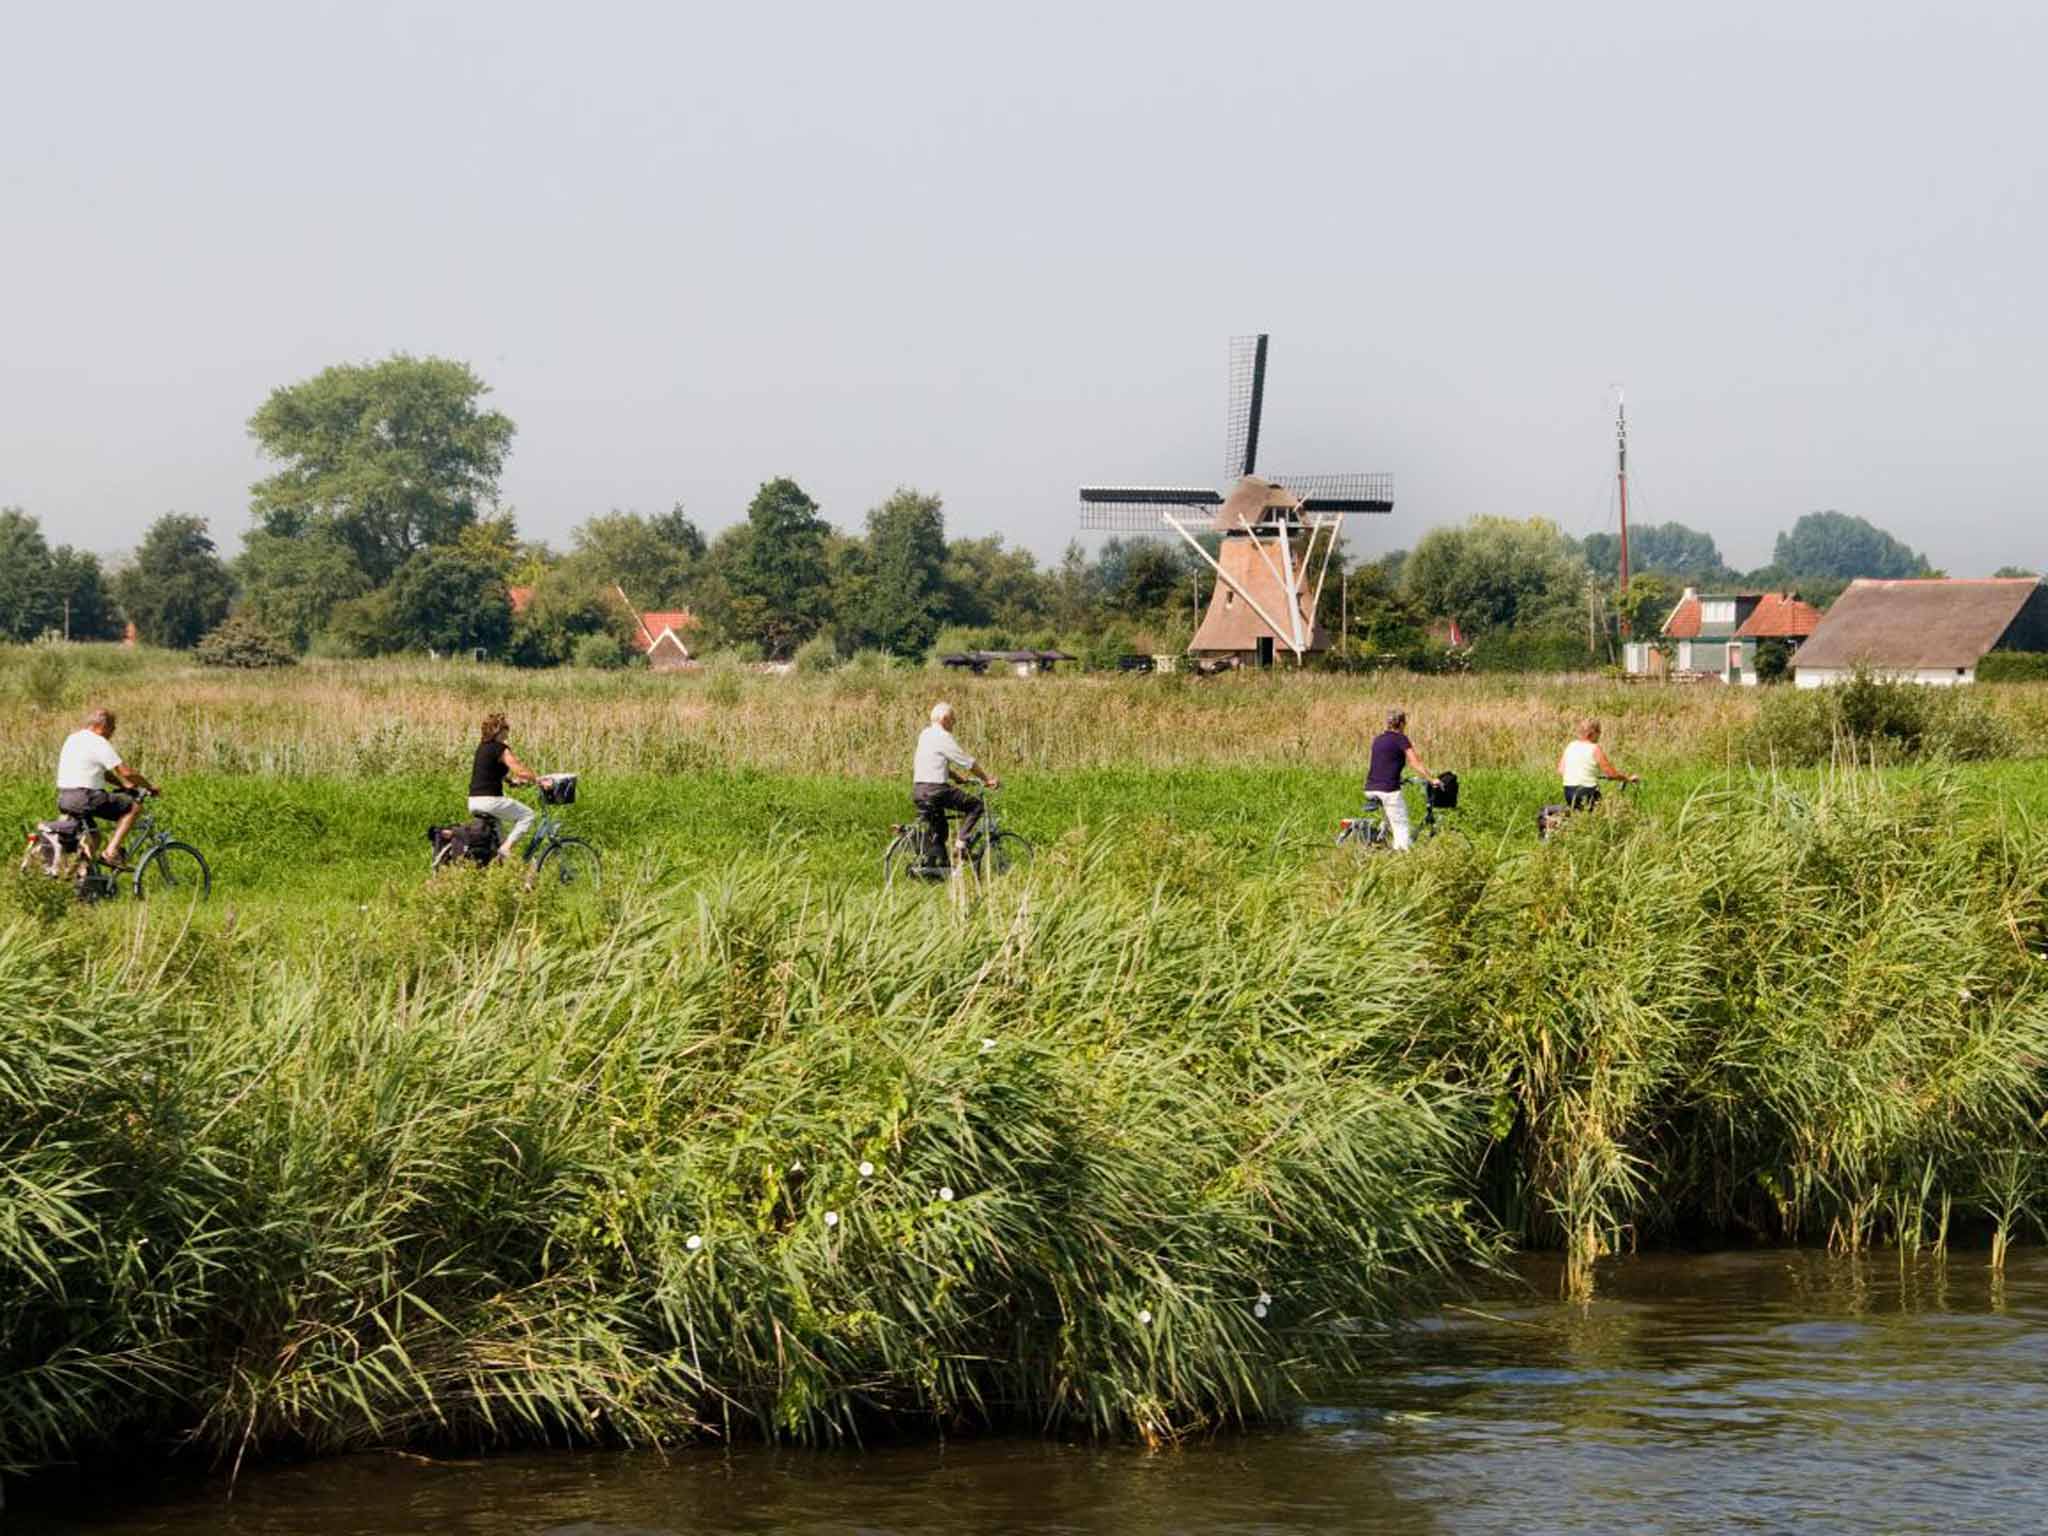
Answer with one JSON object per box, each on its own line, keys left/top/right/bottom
{"left": 1623, "top": 588, "right": 1822, "bottom": 685}
{"left": 1792, "top": 577, "right": 2048, "bottom": 687}
{"left": 631, "top": 610, "right": 698, "bottom": 670}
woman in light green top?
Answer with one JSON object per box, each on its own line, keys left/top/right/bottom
{"left": 1558, "top": 718, "right": 1639, "bottom": 810}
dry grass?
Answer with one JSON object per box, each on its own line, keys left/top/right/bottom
{"left": 0, "top": 650, "right": 1778, "bottom": 781}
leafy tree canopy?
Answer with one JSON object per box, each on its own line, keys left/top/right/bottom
{"left": 850, "top": 488, "right": 948, "bottom": 659}
{"left": 1402, "top": 516, "right": 1588, "bottom": 634}
{"left": 0, "top": 510, "right": 124, "bottom": 643}
{"left": 1583, "top": 521, "right": 1731, "bottom": 584}
{"left": 562, "top": 505, "right": 704, "bottom": 612}
{"left": 702, "top": 478, "right": 832, "bottom": 659}
{"left": 114, "top": 515, "right": 234, "bottom": 650}
{"left": 1770, "top": 510, "right": 1930, "bottom": 582}
{"left": 234, "top": 528, "right": 369, "bottom": 651}
{"left": 248, "top": 355, "right": 515, "bottom": 584}
{"left": 387, "top": 549, "right": 512, "bottom": 657}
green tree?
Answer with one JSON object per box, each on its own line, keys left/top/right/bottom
{"left": 387, "top": 549, "right": 512, "bottom": 656}
{"left": 1993, "top": 565, "right": 2039, "bottom": 579}
{"left": 48, "top": 546, "right": 123, "bottom": 640}
{"left": 1583, "top": 522, "right": 1730, "bottom": 585}
{"left": 506, "top": 570, "right": 633, "bottom": 668}
{"left": 114, "top": 515, "right": 235, "bottom": 649}
{"left": 247, "top": 355, "right": 516, "bottom": 583}
{"left": 703, "top": 478, "right": 832, "bottom": 658}
{"left": 852, "top": 488, "right": 948, "bottom": 658}
{"left": 561, "top": 506, "right": 703, "bottom": 610}
{"left": 1770, "top": 510, "right": 1930, "bottom": 581}
{"left": 941, "top": 535, "right": 1050, "bottom": 630}
{"left": 1402, "top": 516, "right": 1588, "bottom": 635}
{"left": 0, "top": 509, "right": 61, "bottom": 640}
{"left": 233, "top": 528, "right": 369, "bottom": 651}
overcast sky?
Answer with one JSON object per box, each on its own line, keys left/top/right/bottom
{"left": 5, "top": 0, "right": 2044, "bottom": 574}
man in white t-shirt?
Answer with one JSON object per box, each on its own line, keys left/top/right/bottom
{"left": 912, "top": 701, "right": 998, "bottom": 859}
{"left": 1558, "top": 717, "right": 1638, "bottom": 811}
{"left": 55, "top": 708, "right": 158, "bottom": 866}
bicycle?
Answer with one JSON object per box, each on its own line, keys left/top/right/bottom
{"left": 428, "top": 774, "right": 600, "bottom": 888}
{"left": 1336, "top": 772, "right": 1461, "bottom": 851}
{"left": 884, "top": 785, "right": 1031, "bottom": 889}
{"left": 19, "top": 793, "right": 211, "bottom": 904}
{"left": 1537, "top": 777, "right": 1639, "bottom": 841}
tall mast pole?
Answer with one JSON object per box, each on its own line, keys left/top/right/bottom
{"left": 1616, "top": 388, "right": 1631, "bottom": 638}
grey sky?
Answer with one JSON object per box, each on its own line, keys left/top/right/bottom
{"left": 5, "top": 1, "right": 2044, "bottom": 575}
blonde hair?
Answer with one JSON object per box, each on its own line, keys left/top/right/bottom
{"left": 1576, "top": 718, "right": 1601, "bottom": 740}
{"left": 481, "top": 712, "right": 509, "bottom": 741}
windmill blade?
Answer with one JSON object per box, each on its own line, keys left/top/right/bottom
{"left": 1079, "top": 485, "right": 1225, "bottom": 533}
{"left": 1223, "top": 334, "right": 1269, "bottom": 481}
{"left": 1272, "top": 473, "right": 1395, "bottom": 514}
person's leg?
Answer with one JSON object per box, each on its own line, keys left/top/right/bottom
{"left": 1374, "top": 789, "right": 1413, "bottom": 851}
{"left": 942, "top": 785, "right": 984, "bottom": 851}
{"left": 1564, "top": 785, "right": 1601, "bottom": 812}
{"left": 468, "top": 795, "right": 533, "bottom": 860}
{"left": 101, "top": 794, "right": 141, "bottom": 863}
{"left": 914, "top": 787, "right": 950, "bottom": 854}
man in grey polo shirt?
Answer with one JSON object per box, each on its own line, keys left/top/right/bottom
{"left": 912, "top": 701, "right": 998, "bottom": 860}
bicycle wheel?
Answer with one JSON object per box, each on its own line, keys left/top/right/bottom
{"left": 133, "top": 842, "right": 210, "bottom": 903}
{"left": 535, "top": 837, "right": 601, "bottom": 890}
{"left": 974, "top": 830, "right": 1031, "bottom": 877}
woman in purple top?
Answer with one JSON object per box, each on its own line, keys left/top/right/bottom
{"left": 1364, "top": 709, "right": 1441, "bottom": 851}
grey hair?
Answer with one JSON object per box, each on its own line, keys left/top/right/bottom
{"left": 87, "top": 707, "right": 116, "bottom": 732}
{"left": 930, "top": 701, "right": 954, "bottom": 724}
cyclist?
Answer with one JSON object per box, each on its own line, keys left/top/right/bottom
{"left": 1558, "top": 718, "right": 1639, "bottom": 809}
{"left": 913, "top": 701, "right": 998, "bottom": 861}
{"left": 470, "top": 712, "right": 540, "bottom": 862}
{"left": 55, "top": 707, "right": 158, "bottom": 868}
{"left": 1364, "top": 709, "right": 1441, "bottom": 852}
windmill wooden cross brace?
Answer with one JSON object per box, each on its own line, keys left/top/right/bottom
{"left": 1079, "top": 335, "right": 1393, "bottom": 664}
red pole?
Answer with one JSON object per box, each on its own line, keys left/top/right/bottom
{"left": 1616, "top": 391, "right": 1631, "bottom": 639}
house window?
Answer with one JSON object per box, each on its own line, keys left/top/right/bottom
{"left": 1702, "top": 599, "right": 1737, "bottom": 626}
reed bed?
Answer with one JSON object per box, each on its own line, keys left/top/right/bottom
{"left": 0, "top": 648, "right": 1779, "bottom": 780}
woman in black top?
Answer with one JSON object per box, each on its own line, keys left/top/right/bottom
{"left": 467, "top": 712, "right": 539, "bottom": 860}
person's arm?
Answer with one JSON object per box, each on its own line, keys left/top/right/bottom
{"left": 106, "top": 749, "right": 156, "bottom": 796}
{"left": 1404, "top": 743, "right": 1438, "bottom": 787}
{"left": 1593, "top": 744, "right": 1639, "bottom": 783}
{"left": 943, "top": 732, "right": 996, "bottom": 789}
{"left": 502, "top": 747, "right": 538, "bottom": 787}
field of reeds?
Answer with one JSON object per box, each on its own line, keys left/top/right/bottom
{"left": 6, "top": 648, "right": 2048, "bottom": 1479}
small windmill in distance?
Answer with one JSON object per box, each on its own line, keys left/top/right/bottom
{"left": 1079, "top": 335, "right": 1393, "bottom": 666}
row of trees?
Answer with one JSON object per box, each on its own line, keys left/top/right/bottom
{"left": 2, "top": 353, "right": 1997, "bottom": 670}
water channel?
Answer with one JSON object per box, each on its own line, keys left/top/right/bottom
{"left": 19, "top": 1249, "right": 2045, "bottom": 1534}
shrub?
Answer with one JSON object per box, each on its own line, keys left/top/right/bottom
{"left": 1750, "top": 668, "right": 2013, "bottom": 764}
{"left": 1977, "top": 652, "right": 2048, "bottom": 684}
{"left": 572, "top": 632, "right": 626, "bottom": 671}
{"left": 704, "top": 658, "right": 745, "bottom": 707}
{"left": 792, "top": 635, "right": 839, "bottom": 675}
{"left": 21, "top": 637, "right": 72, "bottom": 710}
{"left": 195, "top": 614, "right": 298, "bottom": 669}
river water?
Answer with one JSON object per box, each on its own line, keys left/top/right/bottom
{"left": 19, "top": 1250, "right": 2047, "bottom": 1534}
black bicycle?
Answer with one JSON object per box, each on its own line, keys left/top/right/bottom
{"left": 1336, "top": 772, "right": 1461, "bottom": 851}
{"left": 20, "top": 793, "right": 211, "bottom": 904}
{"left": 1537, "top": 777, "right": 1639, "bottom": 841}
{"left": 429, "top": 774, "right": 600, "bottom": 888}
{"left": 884, "top": 786, "right": 1031, "bottom": 888}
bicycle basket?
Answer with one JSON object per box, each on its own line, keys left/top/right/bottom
{"left": 539, "top": 773, "right": 578, "bottom": 806}
{"left": 1426, "top": 771, "right": 1459, "bottom": 810}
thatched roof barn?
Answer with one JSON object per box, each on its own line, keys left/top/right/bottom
{"left": 1792, "top": 578, "right": 2048, "bottom": 686}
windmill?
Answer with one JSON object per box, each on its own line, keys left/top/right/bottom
{"left": 1080, "top": 335, "right": 1393, "bottom": 666}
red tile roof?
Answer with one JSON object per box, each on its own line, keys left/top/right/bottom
{"left": 1661, "top": 594, "right": 1702, "bottom": 639}
{"left": 507, "top": 585, "right": 534, "bottom": 616}
{"left": 631, "top": 610, "right": 698, "bottom": 651}
{"left": 1734, "top": 593, "right": 1822, "bottom": 639}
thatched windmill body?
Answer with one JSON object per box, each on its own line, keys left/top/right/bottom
{"left": 1080, "top": 335, "right": 1393, "bottom": 665}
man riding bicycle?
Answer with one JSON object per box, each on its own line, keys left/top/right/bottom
{"left": 1559, "top": 718, "right": 1639, "bottom": 808}
{"left": 1365, "top": 709, "right": 1441, "bottom": 852}
{"left": 913, "top": 701, "right": 998, "bottom": 861}
{"left": 470, "top": 712, "right": 540, "bottom": 862}
{"left": 56, "top": 707, "right": 158, "bottom": 868}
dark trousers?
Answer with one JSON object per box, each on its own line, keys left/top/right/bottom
{"left": 1563, "top": 785, "right": 1602, "bottom": 810}
{"left": 913, "top": 783, "right": 983, "bottom": 848}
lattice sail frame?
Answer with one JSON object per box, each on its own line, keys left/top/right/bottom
{"left": 1077, "top": 335, "right": 1394, "bottom": 661}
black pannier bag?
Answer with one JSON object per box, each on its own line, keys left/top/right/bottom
{"left": 539, "top": 773, "right": 577, "bottom": 806}
{"left": 428, "top": 819, "right": 498, "bottom": 866}
{"left": 1425, "top": 771, "right": 1459, "bottom": 810}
